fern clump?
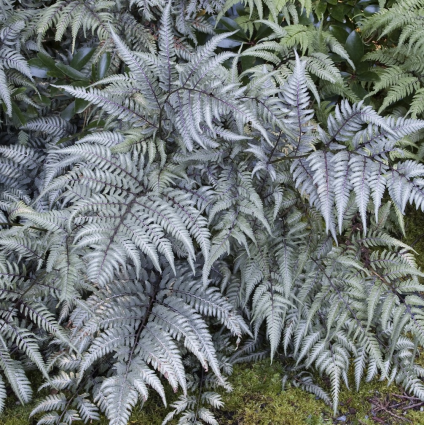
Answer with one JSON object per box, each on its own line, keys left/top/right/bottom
{"left": 1, "top": 0, "right": 424, "bottom": 424}
{"left": 361, "top": 0, "right": 424, "bottom": 118}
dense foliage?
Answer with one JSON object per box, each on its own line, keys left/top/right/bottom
{"left": 2, "top": 0, "right": 424, "bottom": 424}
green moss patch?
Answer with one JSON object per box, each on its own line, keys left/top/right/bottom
{"left": 216, "top": 361, "right": 329, "bottom": 424}
{"left": 216, "top": 361, "right": 424, "bottom": 425}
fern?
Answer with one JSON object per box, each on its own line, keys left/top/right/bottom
{"left": 1, "top": 0, "right": 424, "bottom": 423}
{"left": 239, "top": 17, "right": 357, "bottom": 103}
{"left": 0, "top": 19, "right": 33, "bottom": 117}
{"left": 362, "top": 0, "right": 424, "bottom": 117}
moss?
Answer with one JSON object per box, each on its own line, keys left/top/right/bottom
{"left": 214, "top": 360, "right": 418, "bottom": 425}
{"left": 3, "top": 362, "right": 423, "bottom": 424}
{"left": 332, "top": 374, "right": 400, "bottom": 425}
{"left": 405, "top": 409, "right": 424, "bottom": 424}
{"left": 0, "top": 370, "right": 46, "bottom": 425}
{"left": 215, "top": 361, "right": 329, "bottom": 425}
{"left": 404, "top": 206, "right": 424, "bottom": 270}
{"left": 1, "top": 400, "right": 39, "bottom": 425}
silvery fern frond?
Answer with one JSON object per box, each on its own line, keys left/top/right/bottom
{"left": 0, "top": 20, "right": 33, "bottom": 116}
{"left": 35, "top": 262, "right": 248, "bottom": 425}
{"left": 54, "top": 12, "right": 268, "bottom": 153}
{"left": 36, "top": 143, "right": 211, "bottom": 284}
{"left": 245, "top": 57, "right": 424, "bottom": 235}
{"left": 0, "top": 224, "right": 74, "bottom": 411}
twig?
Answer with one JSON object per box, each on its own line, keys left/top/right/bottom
{"left": 270, "top": 153, "right": 309, "bottom": 164}
{"left": 371, "top": 416, "right": 385, "bottom": 423}
{"left": 402, "top": 402, "right": 424, "bottom": 411}
{"left": 393, "top": 394, "right": 421, "bottom": 401}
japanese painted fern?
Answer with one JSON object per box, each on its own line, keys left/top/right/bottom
{"left": 1, "top": 0, "right": 424, "bottom": 424}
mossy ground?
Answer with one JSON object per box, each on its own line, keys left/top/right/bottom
{"left": 215, "top": 361, "right": 424, "bottom": 424}
{"left": 3, "top": 360, "right": 424, "bottom": 424}
{"left": 3, "top": 212, "right": 424, "bottom": 425}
